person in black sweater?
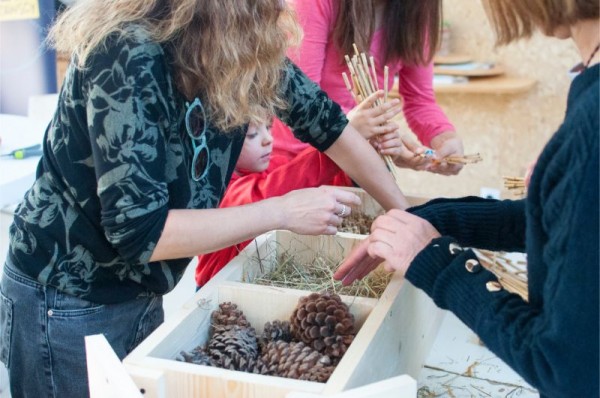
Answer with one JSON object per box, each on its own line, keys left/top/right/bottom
{"left": 335, "top": 1, "right": 599, "bottom": 396}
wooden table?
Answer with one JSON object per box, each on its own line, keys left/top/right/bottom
{"left": 0, "top": 114, "right": 47, "bottom": 208}
{"left": 391, "top": 75, "right": 536, "bottom": 96}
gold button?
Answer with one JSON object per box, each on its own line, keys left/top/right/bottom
{"left": 486, "top": 281, "right": 503, "bottom": 292}
{"left": 465, "top": 259, "right": 481, "bottom": 273}
{"left": 449, "top": 242, "right": 462, "bottom": 254}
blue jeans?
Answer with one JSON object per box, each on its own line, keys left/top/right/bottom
{"left": 0, "top": 259, "right": 164, "bottom": 398}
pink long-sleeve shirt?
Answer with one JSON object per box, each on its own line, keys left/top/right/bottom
{"left": 273, "top": 0, "right": 455, "bottom": 159}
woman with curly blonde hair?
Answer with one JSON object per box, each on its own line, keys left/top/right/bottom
{"left": 0, "top": 1, "right": 409, "bottom": 396}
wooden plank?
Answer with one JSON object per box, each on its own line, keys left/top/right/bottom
{"left": 323, "top": 276, "right": 444, "bottom": 394}
{"left": 390, "top": 75, "right": 536, "bottom": 96}
{"left": 85, "top": 334, "right": 143, "bottom": 398}
{"left": 125, "top": 365, "right": 167, "bottom": 398}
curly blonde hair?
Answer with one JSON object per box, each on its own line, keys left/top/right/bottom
{"left": 48, "top": 0, "right": 301, "bottom": 131}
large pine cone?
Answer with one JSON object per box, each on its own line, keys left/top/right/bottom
{"left": 291, "top": 292, "right": 355, "bottom": 362}
{"left": 210, "top": 302, "right": 251, "bottom": 335}
{"left": 260, "top": 320, "right": 292, "bottom": 348}
{"left": 208, "top": 325, "right": 259, "bottom": 372}
{"left": 259, "top": 340, "right": 335, "bottom": 382}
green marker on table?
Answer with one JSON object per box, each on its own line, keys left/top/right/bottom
{"left": 0, "top": 144, "right": 43, "bottom": 159}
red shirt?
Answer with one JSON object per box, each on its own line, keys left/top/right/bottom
{"left": 195, "top": 147, "right": 352, "bottom": 286}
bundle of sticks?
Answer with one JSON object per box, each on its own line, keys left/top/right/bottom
{"left": 475, "top": 249, "right": 528, "bottom": 301}
{"left": 417, "top": 152, "right": 483, "bottom": 165}
{"left": 341, "top": 46, "right": 482, "bottom": 177}
{"left": 503, "top": 176, "right": 527, "bottom": 197}
{"left": 341, "top": 44, "right": 401, "bottom": 185}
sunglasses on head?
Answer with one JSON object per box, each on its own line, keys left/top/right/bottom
{"left": 185, "top": 98, "right": 210, "bottom": 181}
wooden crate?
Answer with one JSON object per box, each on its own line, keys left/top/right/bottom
{"left": 124, "top": 231, "right": 443, "bottom": 398}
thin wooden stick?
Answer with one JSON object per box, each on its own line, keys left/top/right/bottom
{"left": 342, "top": 72, "right": 357, "bottom": 102}
{"left": 384, "top": 66, "right": 389, "bottom": 103}
{"left": 443, "top": 153, "right": 483, "bottom": 165}
{"left": 370, "top": 56, "right": 379, "bottom": 91}
{"left": 475, "top": 250, "right": 528, "bottom": 301}
{"left": 503, "top": 176, "right": 527, "bottom": 197}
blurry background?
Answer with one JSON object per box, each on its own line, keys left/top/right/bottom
{"left": 395, "top": 0, "right": 579, "bottom": 200}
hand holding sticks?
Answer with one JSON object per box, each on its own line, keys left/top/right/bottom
{"left": 341, "top": 45, "right": 401, "bottom": 185}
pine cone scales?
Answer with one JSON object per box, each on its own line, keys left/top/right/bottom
{"left": 291, "top": 292, "right": 355, "bottom": 361}
{"left": 260, "top": 340, "right": 334, "bottom": 382}
{"left": 260, "top": 320, "right": 292, "bottom": 346}
{"left": 208, "top": 325, "right": 259, "bottom": 372}
{"left": 211, "top": 302, "right": 251, "bottom": 334}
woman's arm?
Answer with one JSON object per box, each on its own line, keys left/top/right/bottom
{"left": 409, "top": 197, "right": 526, "bottom": 252}
{"left": 398, "top": 62, "right": 455, "bottom": 147}
{"left": 151, "top": 186, "right": 360, "bottom": 261}
{"left": 325, "top": 123, "right": 410, "bottom": 211}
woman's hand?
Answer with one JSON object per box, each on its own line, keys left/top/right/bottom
{"left": 333, "top": 209, "right": 440, "bottom": 285}
{"left": 347, "top": 91, "right": 402, "bottom": 140}
{"left": 524, "top": 159, "right": 537, "bottom": 187}
{"left": 275, "top": 186, "right": 361, "bottom": 235}
{"left": 390, "top": 134, "right": 431, "bottom": 171}
{"left": 428, "top": 131, "right": 464, "bottom": 175}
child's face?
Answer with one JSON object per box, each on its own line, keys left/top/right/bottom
{"left": 236, "top": 122, "right": 273, "bottom": 173}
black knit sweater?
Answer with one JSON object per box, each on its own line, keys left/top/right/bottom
{"left": 408, "top": 64, "right": 599, "bottom": 397}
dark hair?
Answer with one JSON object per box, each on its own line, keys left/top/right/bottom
{"left": 332, "top": 0, "right": 443, "bottom": 66}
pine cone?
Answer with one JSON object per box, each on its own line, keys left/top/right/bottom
{"left": 260, "top": 340, "right": 335, "bottom": 382}
{"left": 291, "top": 292, "right": 355, "bottom": 362}
{"left": 208, "top": 325, "right": 259, "bottom": 372}
{"left": 260, "top": 320, "right": 292, "bottom": 348}
{"left": 177, "top": 345, "right": 213, "bottom": 366}
{"left": 210, "top": 302, "right": 251, "bottom": 335}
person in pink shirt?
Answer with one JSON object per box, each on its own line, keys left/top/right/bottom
{"left": 274, "top": 0, "right": 464, "bottom": 175}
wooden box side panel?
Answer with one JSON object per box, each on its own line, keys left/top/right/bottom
{"left": 132, "top": 358, "right": 322, "bottom": 398}
{"left": 324, "top": 277, "right": 444, "bottom": 394}
{"left": 207, "top": 231, "right": 364, "bottom": 287}
{"left": 218, "top": 282, "right": 376, "bottom": 333}
{"left": 126, "top": 282, "right": 378, "bottom": 398}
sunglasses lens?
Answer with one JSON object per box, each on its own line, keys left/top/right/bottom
{"left": 189, "top": 105, "right": 205, "bottom": 138}
{"left": 193, "top": 147, "right": 209, "bottom": 180}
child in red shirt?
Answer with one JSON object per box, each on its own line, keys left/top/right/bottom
{"left": 196, "top": 91, "right": 403, "bottom": 287}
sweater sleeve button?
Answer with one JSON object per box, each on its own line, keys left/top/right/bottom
{"left": 486, "top": 281, "right": 503, "bottom": 292}
{"left": 449, "top": 242, "right": 462, "bottom": 255}
{"left": 465, "top": 259, "right": 481, "bottom": 273}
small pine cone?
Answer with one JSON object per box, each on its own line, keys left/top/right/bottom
{"left": 260, "top": 320, "right": 292, "bottom": 348}
{"left": 210, "top": 302, "right": 251, "bottom": 335}
{"left": 177, "top": 345, "right": 213, "bottom": 366}
{"left": 291, "top": 292, "right": 355, "bottom": 362}
{"left": 248, "top": 357, "right": 272, "bottom": 376}
{"left": 260, "top": 340, "right": 335, "bottom": 382}
{"left": 208, "top": 325, "right": 259, "bottom": 372}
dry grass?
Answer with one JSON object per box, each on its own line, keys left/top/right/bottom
{"left": 245, "top": 244, "right": 391, "bottom": 299}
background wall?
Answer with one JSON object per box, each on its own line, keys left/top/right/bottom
{"left": 395, "top": 0, "right": 580, "bottom": 199}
